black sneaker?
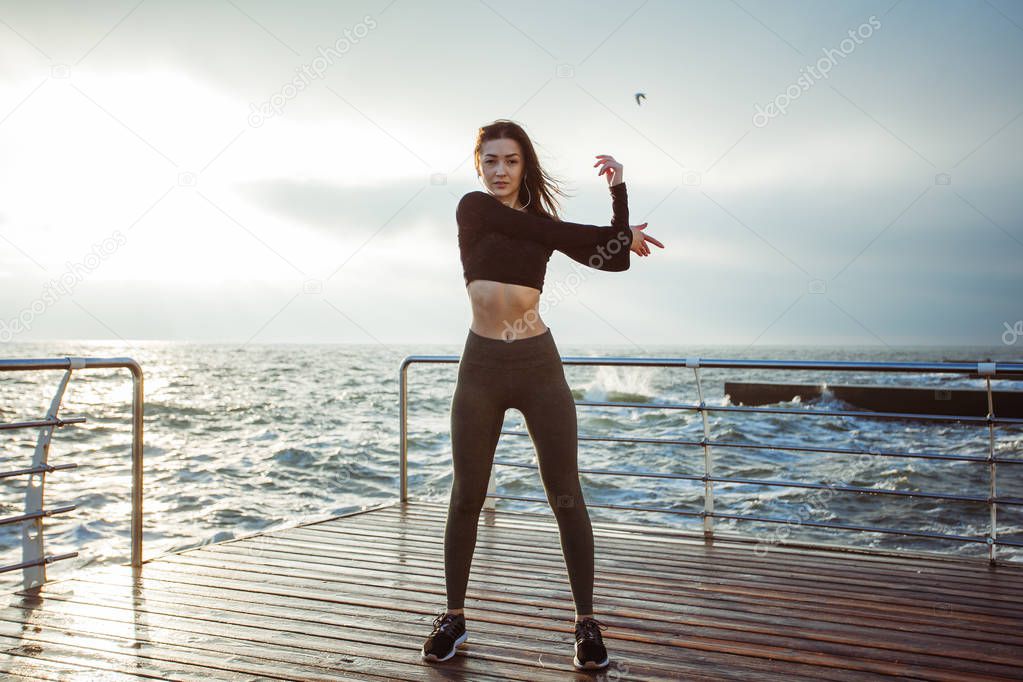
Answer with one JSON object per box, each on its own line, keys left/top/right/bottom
{"left": 573, "top": 617, "right": 610, "bottom": 670}
{"left": 421, "top": 611, "right": 468, "bottom": 663}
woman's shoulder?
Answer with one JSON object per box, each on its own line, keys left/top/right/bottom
{"left": 458, "top": 190, "right": 493, "bottom": 206}
{"left": 456, "top": 190, "right": 498, "bottom": 225}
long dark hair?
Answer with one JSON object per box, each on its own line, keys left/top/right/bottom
{"left": 473, "top": 119, "right": 568, "bottom": 221}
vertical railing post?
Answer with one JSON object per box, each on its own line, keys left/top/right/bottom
{"left": 129, "top": 361, "right": 144, "bottom": 568}
{"left": 399, "top": 360, "right": 409, "bottom": 504}
{"left": 689, "top": 358, "right": 714, "bottom": 542}
{"left": 979, "top": 362, "right": 997, "bottom": 564}
{"left": 483, "top": 462, "right": 498, "bottom": 510}
{"left": 22, "top": 368, "right": 75, "bottom": 588}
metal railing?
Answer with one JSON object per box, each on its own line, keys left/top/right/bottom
{"left": 0, "top": 357, "right": 144, "bottom": 589}
{"left": 399, "top": 355, "right": 1023, "bottom": 564}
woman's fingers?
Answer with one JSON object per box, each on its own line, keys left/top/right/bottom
{"left": 632, "top": 224, "right": 666, "bottom": 251}
{"left": 630, "top": 225, "right": 664, "bottom": 257}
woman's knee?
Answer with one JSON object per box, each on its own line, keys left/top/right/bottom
{"left": 449, "top": 481, "right": 488, "bottom": 519}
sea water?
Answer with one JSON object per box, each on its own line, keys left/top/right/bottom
{"left": 1, "top": 340, "right": 1021, "bottom": 592}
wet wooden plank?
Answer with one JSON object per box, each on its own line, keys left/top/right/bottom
{"left": 11, "top": 572, "right": 680, "bottom": 682}
{"left": 22, "top": 569, "right": 813, "bottom": 682}
{"left": 136, "top": 535, "right": 1023, "bottom": 674}
{"left": 0, "top": 500, "right": 1020, "bottom": 681}
{"left": 139, "top": 550, "right": 1022, "bottom": 679}
{"left": 0, "top": 613, "right": 398, "bottom": 681}
{"left": 0, "top": 651, "right": 153, "bottom": 681}
{"left": 277, "top": 514, "right": 1023, "bottom": 620}
{"left": 0, "top": 595, "right": 506, "bottom": 682}
{"left": 191, "top": 538, "right": 1023, "bottom": 647}
{"left": 337, "top": 504, "right": 1023, "bottom": 609}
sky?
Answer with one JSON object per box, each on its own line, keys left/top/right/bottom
{"left": 0, "top": 0, "right": 1021, "bottom": 348}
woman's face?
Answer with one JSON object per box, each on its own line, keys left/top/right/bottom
{"left": 479, "top": 138, "right": 525, "bottom": 204}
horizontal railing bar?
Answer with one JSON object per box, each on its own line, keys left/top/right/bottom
{"left": 0, "top": 552, "right": 78, "bottom": 574}
{"left": 0, "top": 505, "right": 77, "bottom": 526}
{"left": 400, "top": 358, "right": 1023, "bottom": 425}
{"left": 0, "top": 462, "right": 78, "bottom": 479}
{"left": 0, "top": 357, "right": 140, "bottom": 372}
{"left": 490, "top": 457, "right": 1023, "bottom": 505}
{"left": 577, "top": 398, "right": 1023, "bottom": 426}
{"left": 709, "top": 510, "right": 987, "bottom": 543}
{"left": 400, "top": 355, "right": 1023, "bottom": 375}
{"left": 0, "top": 416, "right": 86, "bottom": 431}
{"left": 710, "top": 478, "right": 1023, "bottom": 506}
{"left": 698, "top": 437, "right": 1023, "bottom": 465}
{"left": 709, "top": 403, "right": 1023, "bottom": 425}
{"left": 485, "top": 493, "right": 996, "bottom": 545}
{"left": 499, "top": 428, "right": 1023, "bottom": 465}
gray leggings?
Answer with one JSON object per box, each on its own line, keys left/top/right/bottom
{"left": 445, "top": 327, "right": 595, "bottom": 615}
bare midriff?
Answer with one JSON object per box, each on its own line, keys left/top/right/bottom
{"left": 466, "top": 279, "right": 548, "bottom": 341}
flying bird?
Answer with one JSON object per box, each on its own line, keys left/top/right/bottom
{"left": 635, "top": 92, "right": 646, "bottom": 106}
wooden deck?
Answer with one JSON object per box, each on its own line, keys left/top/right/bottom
{"left": 1, "top": 500, "right": 1021, "bottom": 681}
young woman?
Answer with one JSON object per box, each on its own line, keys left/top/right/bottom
{"left": 421, "top": 120, "right": 663, "bottom": 670}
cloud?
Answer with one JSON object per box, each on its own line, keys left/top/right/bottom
{"left": 236, "top": 177, "right": 435, "bottom": 234}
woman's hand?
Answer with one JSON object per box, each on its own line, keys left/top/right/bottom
{"left": 593, "top": 154, "right": 663, "bottom": 256}
{"left": 594, "top": 154, "right": 624, "bottom": 186}
{"left": 628, "top": 223, "right": 664, "bottom": 257}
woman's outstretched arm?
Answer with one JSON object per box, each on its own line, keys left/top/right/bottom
{"left": 558, "top": 182, "right": 631, "bottom": 271}
{"left": 456, "top": 188, "right": 633, "bottom": 258}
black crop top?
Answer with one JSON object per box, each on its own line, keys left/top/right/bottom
{"left": 457, "top": 182, "right": 632, "bottom": 292}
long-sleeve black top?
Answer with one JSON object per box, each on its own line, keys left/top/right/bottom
{"left": 457, "top": 182, "right": 632, "bottom": 292}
